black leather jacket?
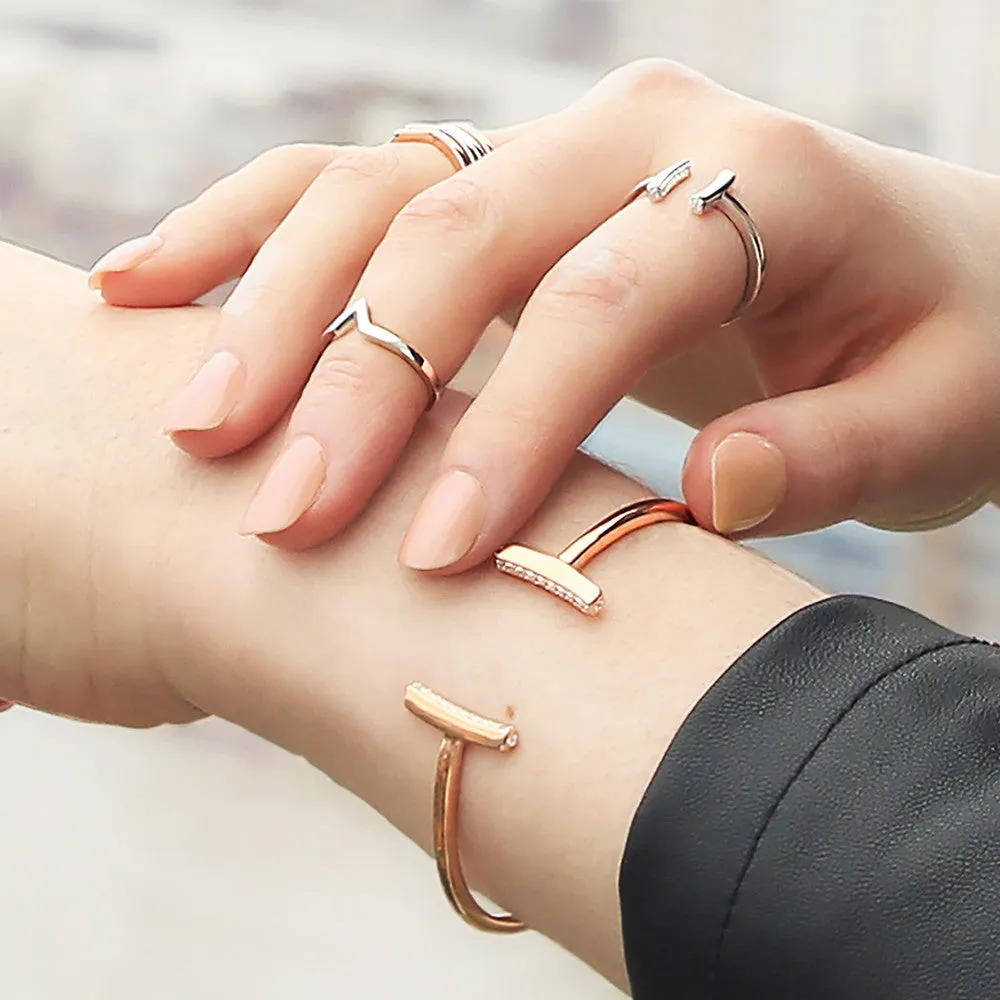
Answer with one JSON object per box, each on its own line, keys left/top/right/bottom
{"left": 620, "top": 596, "right": 1000, "bottom": 999}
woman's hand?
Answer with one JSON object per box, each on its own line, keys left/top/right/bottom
{"left": 92, "top": 59, "right": 1000, "bottom": 568}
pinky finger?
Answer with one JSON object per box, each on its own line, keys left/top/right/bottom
{"left": 89, "top": 143, "right": 336, "bottom": 307}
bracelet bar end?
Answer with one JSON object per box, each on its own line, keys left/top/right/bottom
{"left": 495, "top": 544, "right": 604, "bottom": 616}
{"left": 405, "top": 683, "right": 519, "bottom": 751}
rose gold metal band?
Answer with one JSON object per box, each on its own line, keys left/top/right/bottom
{"left": 495, "top": 497, "right": 695, "bottom": 615}
{"left": 404, "top": 682, "right": 526, "bottom": 934}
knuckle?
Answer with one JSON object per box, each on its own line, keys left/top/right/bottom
{"left": 611, "top": 57, "right": 706, "bottom": 103}
{"left": 318, "top": 144, "right": 399, "bottom": 184}
{"left": 537, "top": 245, "right": 643, "bottom": 317}
{"left": 742, "top": 111, "right": 827, "bottom": 168}
{"left": 257, "top": 141, "right": 335, "bottom": 174}
{"left": 392, "top": 175, "right": 496, "bottom": 238}
{"left": 310, "top": 353, "right": 369, "bottom": 399}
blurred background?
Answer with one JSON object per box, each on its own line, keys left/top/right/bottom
{"left": 1, "top": 0, "right": 998, "bottom": 996}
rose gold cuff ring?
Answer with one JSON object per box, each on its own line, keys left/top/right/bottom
{"left": 390, "top": 121, "right": 494, "bottom": 171}
{"left": 404, "top": 682, "right": 526, "bottom": 934}
{"left": 496, "top": 497, "right": 695, "bottom": 616}
{"left": 690, "top": 169, "right": 766, "bottom": 323}
{"left": 322, "top": 297, "right": 441, "bottom": 410}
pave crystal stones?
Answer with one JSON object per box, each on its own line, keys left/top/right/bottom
{"left": 494, "top": 557, "right": 603, "bottom": 616}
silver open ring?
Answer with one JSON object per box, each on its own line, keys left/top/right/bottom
{"left": 690, "top": 169, "right": 766, "bottom": 324}
{"left": 623, "top": 159, "right": 693, "bottom": 208}
{"left": 390, "top": 120, "right": 494, "bottom": 172}
{"left": 322, "top": 298, "right": 441, "bottom": 411}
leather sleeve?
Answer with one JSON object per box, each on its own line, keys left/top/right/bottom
{"left": 619, "top": 595, "right": 1000, "bottom": 999}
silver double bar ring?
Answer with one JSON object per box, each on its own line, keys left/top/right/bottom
{"left": 391, "top": 120, "right": 494, "bottom": 172}
{"left": 322, "top": 298, "right": 441, "bottom": 411}
{"left": 626, "top": 159, "right": 767, "bottom": 323}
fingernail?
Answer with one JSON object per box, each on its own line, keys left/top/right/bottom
{"left": 164, "top": 351, "right": 245, "bottom": 433}
{"left": 240, "top": 435, "right": 326, "bottom": 536}
{"left": 399, "top": 470, "right": 487, "bottom": 570}
{"left": 0, "top": 700, "right": 13, "bottom": 713}
{"left": 88, "top": 233, "right": 164, "bottom": 290}
{"left": 711, "top": 432, "right": 787, "bottom": 533}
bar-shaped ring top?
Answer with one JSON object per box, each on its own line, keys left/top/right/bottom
{"left": 405, "top": 683, "right": 519, "bottom": 751}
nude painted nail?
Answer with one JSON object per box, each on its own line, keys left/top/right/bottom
{"left": 88, "top": 233, "right": 164, "bottom": 290}
{"left": 164, "top": 351, "right": 245, "bottom": 433}
{"left": 399, "top": 470, "right": 487, "bottom": 570}
{"left": 711, "top": 432, "right": 787, "bottom": 534}
{"left": 240, "top": 435, "right": 326, "bottom": 536}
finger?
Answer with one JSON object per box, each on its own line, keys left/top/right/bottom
{"left": 90, "top": 144, "right": 337, "bottom": 306}
{"left": 239, "top": 98, "right": 658, "bottom": 549}
{"left": 395, "top": 160, "right": 747, "bottom": 572}
{"left": 163, "top": 142, "right": 457, "bottom": 457}
{"left": 683, "top": 316, "right": 1000, "bottom": 537}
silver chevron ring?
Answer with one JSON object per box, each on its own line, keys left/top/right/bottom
{"left": 322, "top": 298, "right": 441, "bottom": 410}
{"left": 390, "top": 120, "right": 494, "bottom": 172}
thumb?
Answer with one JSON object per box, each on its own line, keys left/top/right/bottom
{"left": 682, "top": 328, "right": 1000, "bottom": 536}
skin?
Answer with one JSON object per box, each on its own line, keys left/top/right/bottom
{"left": 92, "top": 58, "right": 1000, "bottom": 566}
{"left": 0, "top": 240, "right": 823, "bottom": 990}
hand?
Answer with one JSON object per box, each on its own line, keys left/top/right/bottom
{"left": 0, "top": 241, "right": 820, "bottom": 988}
{"left": 92, "top": 59, "right": 1000, "bottom": 570}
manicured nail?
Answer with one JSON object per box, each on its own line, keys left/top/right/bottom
{"left": 163, "top": 351, "right": 245, "bottom": 433}
{"left": 88, "top": 233, "right": 164, "bottom": 290}
{"left": 240, "top": 435, "right": 326, "bottom": 536}
{"left": 399, "top": 470, "right": 487, "bottom": 570}
{"left": 711, "top": 432, "right": 787, "bottom": 533}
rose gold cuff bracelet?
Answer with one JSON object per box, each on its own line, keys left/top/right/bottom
{"left": 495, "top": 497, "right": 695, "bottom": 615}
{"left": 404, "top": 682, "right": 525, "bottom": 934}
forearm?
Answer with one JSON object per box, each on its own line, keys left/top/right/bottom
{"left": 0, "top": 241, "right": 823, "bottom": 989}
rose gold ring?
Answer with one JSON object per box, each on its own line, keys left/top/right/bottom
{"left": 404, "top": 682, "right": 526, "bottom": 935}
{"left": 390, "top": 121, "right": 493, "bottom": 172}
{"left": 495, "top": 497, "right": 695, "bottom": 616}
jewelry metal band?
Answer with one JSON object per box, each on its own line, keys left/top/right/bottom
{"left": 404, "top": 682, "right": 526, "bottom": 934}
{"left": 390, "top": 121, "right": 494, "bottom": 172}
{"left": 322, "top": 297, "right": 441, "bottom": 410}
{"left": 495, "top": 497, "right": 695, "bottom": 615}
{"left": 622, "top": 158, "right": 693, "bottom": 208}
{"left": 690, "top": 169, "right": 766, "bottom": 323}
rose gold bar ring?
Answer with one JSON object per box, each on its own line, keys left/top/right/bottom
{"left": 390, "top": 121, "right": 494, "bottom": 172}
{"left": 690, "top": 169, "right": 766, "bottom": 324}
{"left": 404, "top": 683, "right": 526, "bottom": 934}
{"left": 495, "top": 497, "right": 695, "bottom": 616}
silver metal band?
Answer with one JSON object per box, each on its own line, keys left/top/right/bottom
{"left": 623, "top": 159, "right": 693, "bottom": 208}
{"left": 322, "top": 298, "right": 441, "bottom": 410}
{"left": 690, "top": 169, "right": 766, "bottom": 323}
{"left": 390, "top": 120, "right": 494, "bottom": 172}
